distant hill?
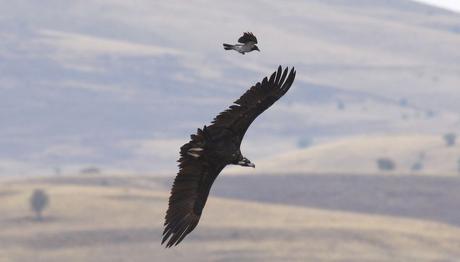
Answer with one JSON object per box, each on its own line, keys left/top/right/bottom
{"left": 1, "top": 0, "right": 460, "bottom": 175}
{"left": 229, "top": 135, "right": 460, "bottom": 175}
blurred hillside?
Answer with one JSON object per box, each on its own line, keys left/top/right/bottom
{"left": 1, "top": 174, "right": 460, "bottom": 261}
{"left": 230, "top": 134, "right": 460, "bottom": 175}
{"left": 1, "top": 0, "right": 460, "bottom": 175}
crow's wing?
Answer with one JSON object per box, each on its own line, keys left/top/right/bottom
{"left": 238, "top": 32, "right": 258, "bottom": 44}
{"left": 162, "top": 127, "right": 226, "bottom": 247}
{"left": 208, "top": 66, "right": 296, "bottom": 146}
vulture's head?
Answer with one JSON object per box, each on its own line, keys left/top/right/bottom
{"left": 237, "top": 157, "right": 255, "bottom": 168}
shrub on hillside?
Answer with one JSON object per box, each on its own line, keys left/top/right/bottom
{"left": 336, "top": 100, "right": 345, "bottom": 111}
{"left": 376, "top": 158, "right": 396, "bottom": 171}
{"left": 30, "top": 189, "right": 49, "bottom": 221}
{"left": 297, "top": 137, "right": 313, "bottom": 149}
{"left": 443, "top": 133, "right": 456, "bottom": 147}
{"left": 411, "top": 161, "right": 423, "bottom": 172}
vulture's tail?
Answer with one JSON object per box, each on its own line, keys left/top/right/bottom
{"left": 223, "top": 43, "right": 233, "bottom": 50}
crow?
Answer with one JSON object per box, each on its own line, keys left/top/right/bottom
{"left": 162, "top": 66, "right": 296, "bottom": 247}
{"left": 223, "top": 32, "right": 260, "bottom": 54}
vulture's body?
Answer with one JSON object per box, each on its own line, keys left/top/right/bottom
{"left": 162, "top": 66, "right": 296, "bottom": 247}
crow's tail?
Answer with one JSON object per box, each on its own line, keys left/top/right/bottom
{"left": 223, "top": 43, "right": 233, "bottom": 50}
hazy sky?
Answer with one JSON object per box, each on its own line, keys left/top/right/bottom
{"left": 414, "top": 0, "right": 460, "bottom": 12}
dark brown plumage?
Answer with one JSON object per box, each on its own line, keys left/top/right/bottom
{"left": 162, "top": 66, "right": 296, "bottom": 247}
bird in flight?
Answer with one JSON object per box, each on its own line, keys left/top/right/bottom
{"left": 162, "top": 66, "right": 296, "bottom": 247}
{"left": 223, "top": 32, "right": 260, "bottom": 55}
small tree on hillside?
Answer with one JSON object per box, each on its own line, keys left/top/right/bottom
{"left": 399, "top": 98, "right": 408, "bottom": 107}
{"left": 336, "top": 100, "right": 345, "bottom": 111}
{"left": 443, "top": 133, "right": 456, "bottom": 147}
{"left": 411, "top": 161, "right": 423, "bottom": 172}
{"left": 297, "top": 137, "right": 313, "bottom": 149}
{"left": 30, "top": 189, "right": 49, "bottom": 221}
{"left": 376, "top": 158, "right": 396, "bottom": 172}
{"left": 425, "top": 110, "right": 435, "bottom": 118}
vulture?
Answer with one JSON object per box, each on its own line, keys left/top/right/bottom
{"left": 223, "top": 32, "right": 260, "bottom": 54}
{"left": 162, "top": 66, "right": 296, "bottom": 247}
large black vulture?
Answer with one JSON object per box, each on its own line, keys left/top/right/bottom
{"left": 162, "top": 66, "right": 296, "bottom": 247}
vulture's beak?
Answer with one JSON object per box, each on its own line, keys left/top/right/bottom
{"left": 238, "top": 158, "right": 255, "bottom": 168}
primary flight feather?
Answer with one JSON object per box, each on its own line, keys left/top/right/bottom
{"left": 162, "top": 66, "right": 296, "bottom": 247}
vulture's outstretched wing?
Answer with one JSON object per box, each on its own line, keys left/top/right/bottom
{"left": 209, "top": 66, "right": 296, "bottom": 145}
{"left": 238, "top": 32, "right": 258, "bottom": 44}
{"left": 162, "top": 128, "right": 226, "bottom": 247}
{"left": 163, "top": 66, "right": 296, "bottom": 248}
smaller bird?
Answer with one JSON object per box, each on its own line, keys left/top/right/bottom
{"left": 223, "top": 32, "right": 260, "bottom": 55}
